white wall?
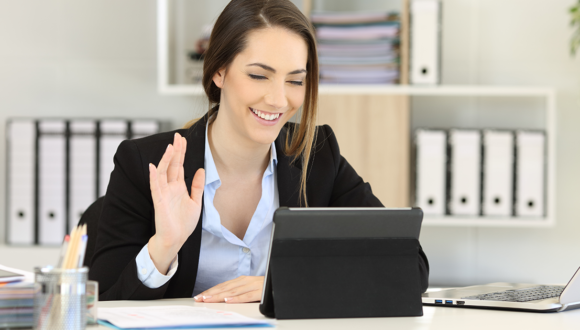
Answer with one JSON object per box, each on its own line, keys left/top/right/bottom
{"left": 0, "top": 0, "right": 207, "bottom": 268}
{"left": 1, "top": 0, "right": 580, "bottom": 287}
{"left": 418, "top": 0, "right": 580, "bottom": 286}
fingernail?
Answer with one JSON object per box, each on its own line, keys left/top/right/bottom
{"left": 193, "top": 295, "right": 200, "bottom": 301}
{"left": 202, "top": 295, "right": 212, "bottom": 300}
{"left": 167, "top": 144, "right": 171, "bottom": 150}
{"left": 224, "top": 298, "right": 231, "bottom": 303}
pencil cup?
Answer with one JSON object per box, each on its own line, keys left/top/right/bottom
{"left": 33, "top": 266, "right": 88, "bottom": 330}
{"left": 86, "top": 280, "right": 98, "bottom": 325}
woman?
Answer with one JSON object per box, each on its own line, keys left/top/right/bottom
{"left": 89, "top": 0, "right": 429, "bottom": 302}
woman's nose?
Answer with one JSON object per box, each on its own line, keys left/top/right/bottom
{"left": 265, "top": 82, "right": 288, "bottom": 110}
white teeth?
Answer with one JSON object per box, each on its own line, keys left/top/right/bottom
{"left": 251, "top": 108, "right": 279, "bottom": 121}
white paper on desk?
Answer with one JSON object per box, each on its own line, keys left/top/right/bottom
{"left": 98, "top": 305, "right": 272, "bottom": 329}
{"left": 0, "top": 264, "right": 34, "bottom": 282}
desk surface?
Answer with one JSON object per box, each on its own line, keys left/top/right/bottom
{"left": 96, "top": 298, "right": 580, "bottom": 330}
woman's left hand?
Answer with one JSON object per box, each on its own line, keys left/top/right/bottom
{"left": 194, "top": 276, "right": 264, "bottom": 303}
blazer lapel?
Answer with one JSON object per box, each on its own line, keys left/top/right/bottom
{"left": 275, "top": 126, "right": 303, "bottom": 208}
{"left": 165, "top": 114, "right": 208, "bottom": 298}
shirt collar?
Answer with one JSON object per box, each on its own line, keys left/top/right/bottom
{"left": 204, "top": 121, "right": 278, "bottom": 186}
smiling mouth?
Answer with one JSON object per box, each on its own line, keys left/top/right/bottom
{"left": 250, "top": 107, "right": 281, "bottom": 121}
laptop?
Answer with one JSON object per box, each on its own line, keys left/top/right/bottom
{"left": 422, "top": 267, "right": 580, "bottom": 312}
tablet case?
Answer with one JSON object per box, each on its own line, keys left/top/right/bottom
{"left": 260, "top": 208, "right": 424, "bottom": 319}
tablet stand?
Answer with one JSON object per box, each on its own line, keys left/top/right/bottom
{"left": 267, "top": 237, "right": 424, "bottom": 319}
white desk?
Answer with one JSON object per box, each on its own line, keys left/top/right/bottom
{"left": 95, "top": 298, "right": 580, "bottom": 330}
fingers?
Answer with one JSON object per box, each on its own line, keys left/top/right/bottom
{"left": 149, "top": 163, "right": 162, "bottom": 204}
{"left": 167, "top": 133, "right": 183, "bottom": 182}
{"left": 224, "top": 291, "right": 262, "bottom": 304}
{"left": 190, "top": 168, "right": 205, "bottom": 204}
{"left": 157, "top": 143, "right": 174, "bottom": 187}
{"left": 194, "top": 276, "right": 263, "bottom": 303}
{"left": 178, "top": 137, "right": 187, "bottom": 182}
{"left": 151, "top": 134, "right": 192, "bottom": 203}
{"left": 202, "top": 283, "right": 262, "bottom": 303}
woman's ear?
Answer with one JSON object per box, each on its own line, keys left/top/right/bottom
{"left": 212, "top": 68, "right": 226, "bottom": 88}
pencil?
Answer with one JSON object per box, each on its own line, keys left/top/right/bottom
{"left": 56, "top": 235, "right": 70, "bottom": 268}
{"left": 62, "top": 227, "right": 78, "bottom": 269}
{"left": 76, "top": 235, "right": 88, "bottom": 268}
{"left": 67, "top": 224, "right": 84, "bottom": 269}
{"left": 76, "top": 224, "right": 88, "bottom": 268}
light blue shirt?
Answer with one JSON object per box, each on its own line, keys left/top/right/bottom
{"left": 135, "top": 125, "right": 279, "bottom": 296}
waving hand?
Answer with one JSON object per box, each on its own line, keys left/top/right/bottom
{"left": 148, "top": 133, "right": 205, "bottom": 274}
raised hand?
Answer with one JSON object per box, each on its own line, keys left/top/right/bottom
{"left": 148, "top": 133, "right": 205, "bottom": 274}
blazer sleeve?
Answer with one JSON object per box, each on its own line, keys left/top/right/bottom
{"left": 89, "top": 140, "right": 171, "bottom": 300}
{"left": 321, "top": 125, "right": 430, "bottom": 293}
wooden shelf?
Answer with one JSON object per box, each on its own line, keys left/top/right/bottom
{"left": 158, "top": 84, "right": 205, "bottom": 95}
{"left": 318, "top": 84, "right": 556, "bottom": 96}
{"left": 423, "top": 216, "right": 554, "bottom": 228}
{"left": 158, "top": 83, "right": 556, "bottom": 97}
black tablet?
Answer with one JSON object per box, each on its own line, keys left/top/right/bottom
{"left": 259, "top": 207, "right": 423, "bottom": 319}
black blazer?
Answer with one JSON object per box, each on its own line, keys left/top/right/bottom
{"left": 89, "top": 114, "right": 429, "bottom": 300}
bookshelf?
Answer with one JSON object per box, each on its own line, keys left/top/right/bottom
{"left": 156, "top": 0, "right": 411, "bottom": 91}
{"left": 155, "top": 0, "right": 557, "bottom": 228}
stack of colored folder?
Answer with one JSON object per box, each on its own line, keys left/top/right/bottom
{"left": 0, "top": 281, "right": 35, "bottom": 328}
{"left": 311, "top": 11, "right": 401, "bottom": 84}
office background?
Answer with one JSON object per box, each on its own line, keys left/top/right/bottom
{"left": 1, "top": 0, "right": 579, "bottom": 287}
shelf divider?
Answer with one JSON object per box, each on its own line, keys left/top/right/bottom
{"left": 423, "top": 217, "right": 555, "bottom": 228}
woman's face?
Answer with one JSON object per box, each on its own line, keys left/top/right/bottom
{"left": 213, "top": 26, "right": 308, "bottom": 146}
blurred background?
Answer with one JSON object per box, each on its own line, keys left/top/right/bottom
{"left": 1, "top": 0, "right": 580, "bottom": 288}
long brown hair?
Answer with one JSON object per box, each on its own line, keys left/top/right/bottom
{"left": 185, "top": 0, "right": 319, "bottom": 206}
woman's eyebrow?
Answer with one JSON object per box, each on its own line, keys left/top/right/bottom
{"left": 247, "top": 62, "right": 306, "bottom": 75}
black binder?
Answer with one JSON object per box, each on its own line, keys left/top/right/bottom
{"left": 259, "top": 207, "right": 424, "bottom": 319}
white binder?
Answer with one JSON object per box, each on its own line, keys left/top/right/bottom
{"left": 410, "top": 0, "right": 441, "bottom": 84}
{"left": 449, "top": 130, "right": 481, "bottom": 216}
{"left": 38, "top": 120, "right": 67, "bottom": 245}
{"left": 415, "top": 129, "right": 447, "bottom": 216}
{"left": 69, "top": 120, "right": 97, "bottom": 231}
{"left": 515, "top": 131, "right": 546, "bottom": 217}
{"left": 7, "top": 120, "right": 36, "bottom": 245}
{"left": 131, "top": 120, "right": 160, "bottom": 139}
{"left": 99, "top": 120, "right": 128, "bottom": 196}
{"left": 482, "top": 131, "right": 514, "bottom": 216}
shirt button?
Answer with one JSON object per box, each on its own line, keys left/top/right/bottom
{"left": 242, "top": 247, "right": 250, "bottom": 254}
{"left": 140, "top": 268, "right": 147, "bottom": 275}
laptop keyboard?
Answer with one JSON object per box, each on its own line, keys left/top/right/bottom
{"left": 462, "top": 285, "right": 565, "bottom": 302}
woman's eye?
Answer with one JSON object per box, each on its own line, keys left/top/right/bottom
{"left": 249, "top": 74, "right": 302, "bottom": 86}
{"left": 249, "top": 74, "right": 266, "bottom": 80}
